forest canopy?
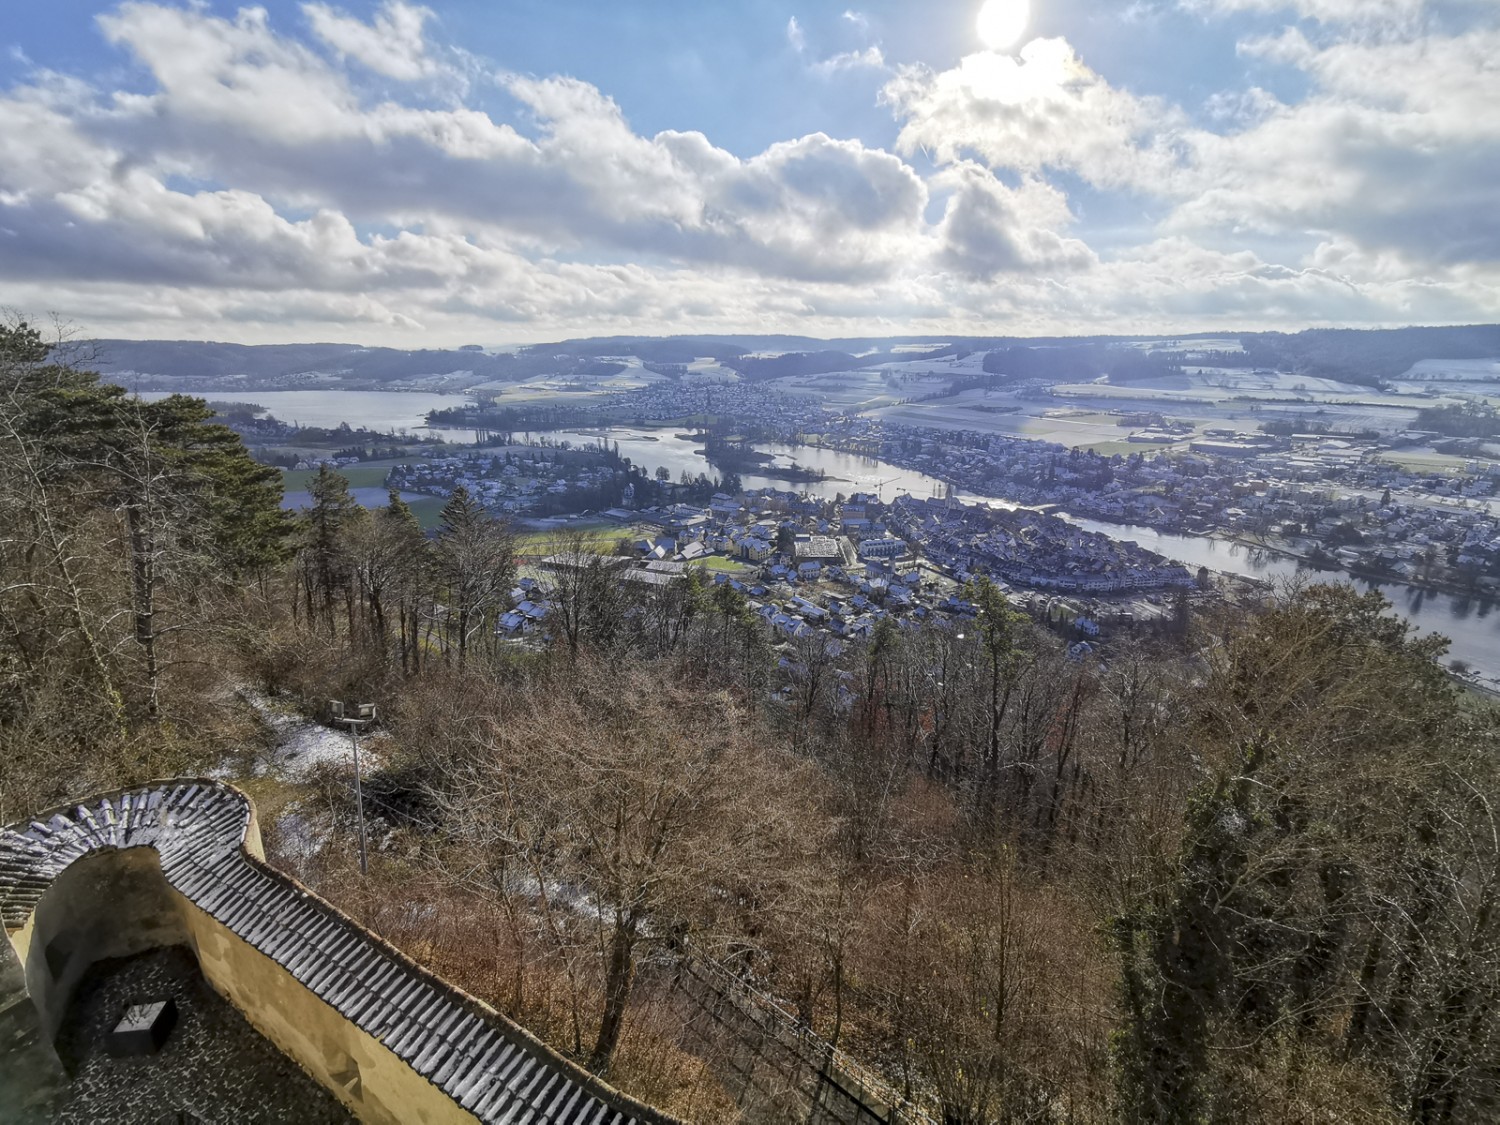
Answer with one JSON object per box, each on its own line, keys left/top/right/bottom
{"left": 1, "top": 318, "right": 1497, "bottom": 1123}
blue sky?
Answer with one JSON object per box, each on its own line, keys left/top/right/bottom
{"left": 1, "top": 0, "right": 1497, "bottom": 344}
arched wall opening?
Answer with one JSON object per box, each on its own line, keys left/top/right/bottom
{"left": 12, "top": 846, "right": 192, "bottom": 1048}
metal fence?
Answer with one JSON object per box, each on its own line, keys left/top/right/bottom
{"left": 668, "top": 954, "right": 936, "bottom": 1125}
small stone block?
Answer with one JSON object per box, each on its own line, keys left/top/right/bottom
{"left": 107, "top": 998, "right": 178, "bottom": 1057}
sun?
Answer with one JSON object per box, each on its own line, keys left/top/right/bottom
{"left": 976, "top": 0, "right": 1032, "bottom": 52}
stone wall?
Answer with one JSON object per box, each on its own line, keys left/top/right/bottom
{"left": 2, "top": 844, "right": 478, "bottom": 1125}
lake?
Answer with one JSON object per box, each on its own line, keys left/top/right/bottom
{"left": 137, "top": 389, "right": 474, "bottom": 434}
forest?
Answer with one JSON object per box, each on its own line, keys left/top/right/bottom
{"left": 1413, "top": 401, "right": 1500, "bottom": 439}
{"left": 2, "top": 319, "right": 1498, "bottom": 1124}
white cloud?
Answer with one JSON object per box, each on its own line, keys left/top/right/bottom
{"left": 11, "top": 4, "right": 932, "bottom": 290}
{"left": 0, "top": 0, "right": 1493, "bottom": 343}
{"left": 882, "top": 14, "right": 1500, "bottom": 277}
{"left": 813, "top": 46, "right": 887, "bottom": 75}
{"left": 1170, "top": 25, "right": 1500, "bottom": 265}
{"left": 787, "top": 16, "right": 806, "bottom": 53}
{"left": 1181, "top": 0, "right": 1426, "bottom": 28}
{"left": 303, "top": 1, "right": 437, "bottom": 82}
{"left": 882, "top": 38, "right": 1190, "bottom": 192}
{"left": 933, "top": 164, "right": 1096, "bottom": 277}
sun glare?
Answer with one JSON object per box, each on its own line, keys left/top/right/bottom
{"left": 976, "top": 0, "right": 1031, "bottom": 52}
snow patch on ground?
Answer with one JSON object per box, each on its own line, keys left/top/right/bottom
{"left": 241, "top": 690, "right": 386, "bottom": 779}
{"left": 273, "top": 803, "right": 333, "bottom": 865}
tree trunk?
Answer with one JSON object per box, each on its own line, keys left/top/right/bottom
{"left": 123, "top": 503, "right": 160, "bottom": 719}
{"left": 590, "top": 915, "right": 638, "bottom": 1073}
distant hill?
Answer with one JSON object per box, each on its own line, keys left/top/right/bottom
{"left": 78, "top": 326, "right": 1500, "bottom": 387}
{"left": 1238, "top": 326, "right": 1500, "bottom": 385}
{"left": 86, "top": 340, "right": 521, "bottom": 382}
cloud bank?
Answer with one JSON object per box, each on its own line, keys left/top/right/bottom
{"left": 0, "top": 0, "right": 1494, "bottom": 343}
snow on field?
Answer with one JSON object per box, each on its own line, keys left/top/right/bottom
{"left": 1132, "top": 338, "right": 1245, "bottom": 353}
{"left": 1401, "top": 358, "right": 1500, "bottom": 380}
{"left": 864, "top": 396, "right": 1128, "bottom": 444}
{"left": 769, "top": 368, "right": 951, "bottom": 411}
{"left": 1053, "top": 382, "right": 1229, "bottom": 402}
{"left": 271, "top": 803, "right": 333, "bottom": 866}
{"left": 684, "top": 358, "right": 740, "bottom": 382}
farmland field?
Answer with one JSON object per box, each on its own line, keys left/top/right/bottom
{"left": 281, "top": 460, "right": 408, "bottom": 492}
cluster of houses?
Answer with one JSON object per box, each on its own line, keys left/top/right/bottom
{"left": 591, "top": 381, "right": 836, "bottom": 434}
{"left": 887, "top": 496, "right": 1194, "bottom": 594}
{"left": 860, "top": 420, "right": 1500, "bottom": 589}
{"left": 493, "top": 478, "right": 1199, "bottom": 649}
{"left": 388, "top": 448, "right": 621, "bottom": 512}
{"left": 1303, "top": 497, "right": 1500, "bottom": 582}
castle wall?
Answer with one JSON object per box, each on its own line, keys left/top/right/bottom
{"left": 0, "top": 782, "right": 663, "bottom": 1125}
{"left": 10, "top": 848, "right": 191, "bottom": 1043}
{"left": 175, "top": 889, "right": 481, "bottom": 1125}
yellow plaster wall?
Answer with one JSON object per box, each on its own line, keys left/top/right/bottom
{"left": 15, "top": 848, "right": 192, "bottom": 1042}
{"left": 6, "top": 840, "right": 481, "bottom": 1125}
{"left": 174, "top": 890, "right": 481, "bottom": 1125}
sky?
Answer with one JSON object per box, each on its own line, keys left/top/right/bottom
{"left": 1, "top": 0, "right": 1498, "bottom": 346}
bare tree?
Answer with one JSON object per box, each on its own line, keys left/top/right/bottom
{"left": 426, "top": 658, "right": 822, "bottom": 1075}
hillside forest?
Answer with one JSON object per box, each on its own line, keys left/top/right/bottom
{"left": 2, "top": 320, "right": 1498, "bottom": 1124}
{"left": 90, "top": 323, "right": 1500, "bottom": 392}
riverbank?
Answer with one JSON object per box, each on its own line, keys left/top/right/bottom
{"left": 1213, "top": 531, "right": 1498, "bottom": 602}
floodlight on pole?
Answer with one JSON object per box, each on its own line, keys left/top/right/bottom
{"left": 329, "top": 700, "right": 375, "bottom": 876}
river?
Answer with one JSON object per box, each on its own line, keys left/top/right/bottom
{"left": 541, "top": 427, "right": 1500, "bottom": 679}
{"left": 1056, "top": 516, "right": 1500, "bottom": 681}
{"left": 137, "top": 391, "right": 1498, "bottom": 682}
{"left": 535, "top": 427, "right": 948, "bottom": 501}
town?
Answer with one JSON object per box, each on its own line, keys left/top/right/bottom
{"left": 426, "top": 371, "right": 1500, "bottom": 589}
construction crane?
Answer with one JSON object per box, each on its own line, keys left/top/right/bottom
{"left": 874, "top": 475, "right": 901, "bottom": 502}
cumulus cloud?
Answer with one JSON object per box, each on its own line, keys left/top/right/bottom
{"left": 883, "top": 12, "right": 1500, "bottom": 277}
{"left": 882, "top": 38, "right": 1190, "bottom": 192}
{"left": 76, "top": 3, "right": 927, "bottom": 282}
{"left": 933, "top": 164, "right": 1095, "bottom": 277}
{"left": 1170, "top": 25, "right": 1500, "bottom": 265}
{"left": 304, "top": 1, "right": 437, "bottom": 81}
{"left": 0, "top": 0, "right": 1493, "bottom": 342}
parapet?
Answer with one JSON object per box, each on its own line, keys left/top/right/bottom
{"left": 0, "top": 779, "right": 673, "bottom": 1125}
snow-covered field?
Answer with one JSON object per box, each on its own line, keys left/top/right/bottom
{"left": 1401, "top": 358, "right": 1500, "bottom": 380}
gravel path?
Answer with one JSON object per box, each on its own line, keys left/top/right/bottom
{"left": 51, "top": 945, "right": 353, "bottom": 1124}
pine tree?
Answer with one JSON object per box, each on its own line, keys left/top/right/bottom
{"left": 302, "top": 465, "right": 363, "bottom": 635}
{"left": 435, "top": 485, "right": 514, "bottom": 666}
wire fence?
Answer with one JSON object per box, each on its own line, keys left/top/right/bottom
{"left": 309, "top": 769, "right": 937, "bottom": 1125}
{"left": 669, "top": 952, "right": 937, "bottom": 1125}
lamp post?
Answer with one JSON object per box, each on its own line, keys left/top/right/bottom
{"left": 329, "top": 700, "right": 376, "bottom": 876}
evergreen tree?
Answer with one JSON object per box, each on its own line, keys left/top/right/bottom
{"left": 435, "top": 485, "right": 514, "bottom": 666}
{"left": 302, "top": 465, "right": 363, "bottom": 635}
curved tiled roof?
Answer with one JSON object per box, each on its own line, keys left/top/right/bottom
{"left": 0, "top": 780, "right": 669, "bottom": 1125}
